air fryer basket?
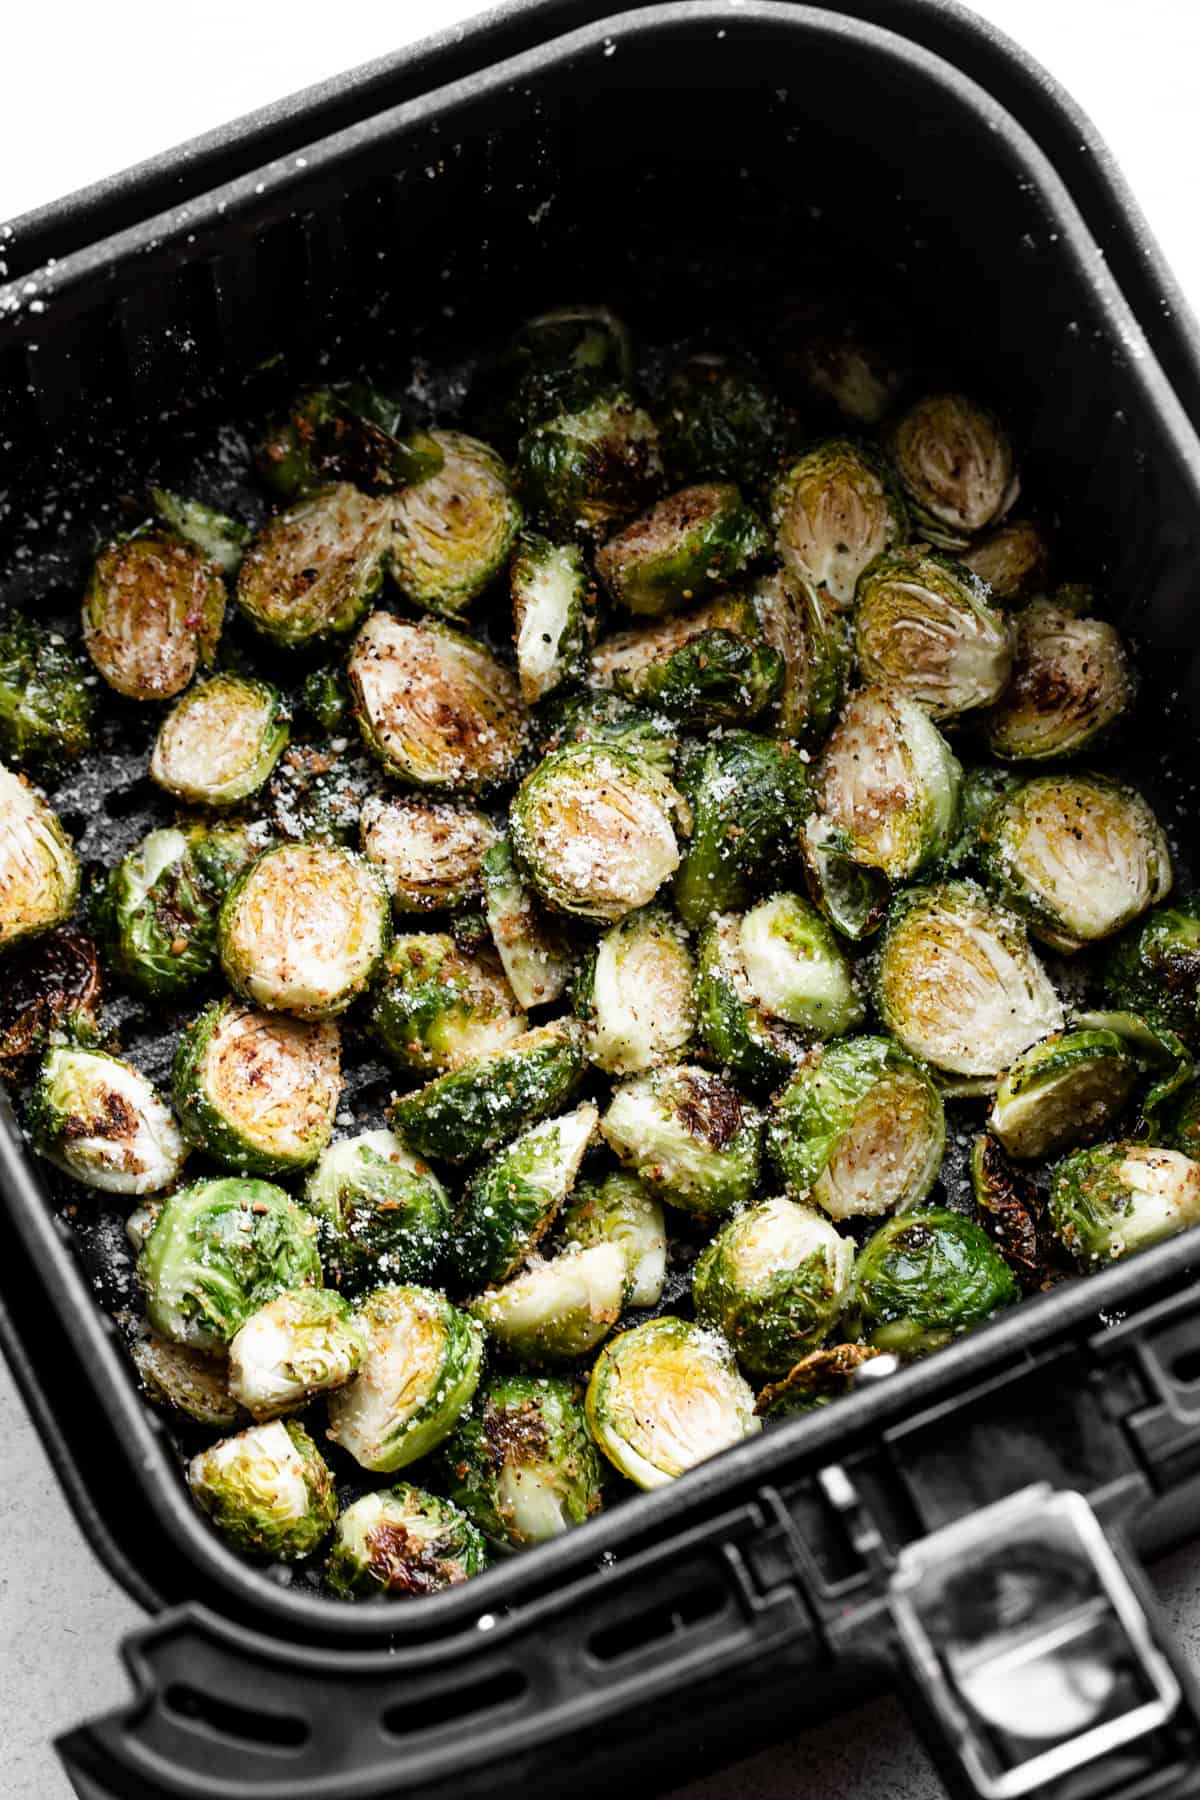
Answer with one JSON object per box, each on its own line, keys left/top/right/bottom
{"left": 6, "top": 4, "right": 1200, "bottom": 1796}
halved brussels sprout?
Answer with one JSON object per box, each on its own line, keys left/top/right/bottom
{"left": 387, "top": 430, "right": 522, "bottom": 617}
{"left": 0, "top": 619, "right": 93, "bottom": 769}
{"left": 361, "top": 794, "right": 499, "bottom": 916}
{"left": 30, "top": 1046, "right": 186, "bottom": 1196}
{"left": 693, "top": 1197, "right": 855, "bottom": 1377}
{"left": 189, "top": 1419, "right": 336, "bottom": 1560}
{"left": 0, "top": 926, "right": 100, "bottom": 1066}
{"left": 219, "top": 842, "right": 390, "bottom": 1018}
{"left": 770, "top": 440, "right": 908, "bottom": 609}
{"left": 969, "top": 1132, "right": 1047, "bottom": 1294}
{"left": 453, "top": 1102, "right": 598, "bottom": 1288}
{"left": 755, "top": 1342, "right": 884, "bottom": 1419}
{"left": 591, "top": 593, "right": 784, "bottom": 727}
{"left": 659, "top": 353, "right": 787, "bottom": 487}
{"left": 888, "top": 392, "right": 1018, "bottom": 546}
{"left": 854, "top": 547, "right": 1012, "bottom": 719}
{"left": 585, "top": 1317, "right": 759, "bottom": 1489}
{"left": 673, "top": 732, "right": 812, "bottom": 932}
{"left": 561, "top": 1170, "right": 667, "bottom": 1308}
{"left": 981, "top": 601, "right": 1132, "bottom": 762}
{"left": 173, "top": 999, "right": 341, "bottom": 1176}
{"left": 846, "top": 1207, "right": 1019, "bottom": 1355}
{"left": 601, "top": 1064, "right": 763, "bottom": 1216}
{"left": 766, "top": 1036, "right": 945, "bottom": 1221}
{"left": 960, "top": 517, "right": 1049, "bottom": 605}
{"left": 139, "top": 1177, "right": 322, "bottom": 1349}
{"left": 443, "top": 1374, "right": 604, "bottom": 1550}
{"left": 875, "top": 880, "right": 1064, "bottom": 1079}
{"left": 518, "top": 391, "right": 663, "bottom": 542}
{"left": 303, "top": 1130, "right": 451, "bottom": 1295}
{"left": 538, "top": 688, "right": 677, "bottom": 778}
{"left": 369, "top": 932, "right": 524, "bottom": 1074}
{"left": 469, "top": 1243, "right": 627, "bottom": 1364}
{"left": 1072, "top": 1008, "right": 1194, "bottom": 1128}
{"left": 481, "top": 836, "right": 576, "bottom": 1010}
{"left": 479, "top": 305, "right": 635, "bottom": 441}
{"left": 572, "top": 904, "right": 695, "bottom": 1075}
{"left": 256, "top": 384, "right": 444, "bottom": 501}
{"left": 741, "top": 891, "right": 861, "bottom": 1038}
{"left": 151, "top": 488, "right": 250, "bottom": 576}
{"left": 129, "top": 1335, "right": 242, "bottom": 1429}
{"left": 228, "top": 1288, "right": 366, "bottom": 1419}
{"left": 800, "top": 816, "right": 890, "bottom": 942}
{"left": 696, "top": 913, "right": 803, "bottom": 1087}
{"left": 988, "top": 1027, "right": 1140, "bottom": 1162}
{"left": 1104, "top": 897, "right": 1200, "bottom": 1039}
{"left": 1050, "top": 1141, "right": 1200, "bottom": 1264}
{"left": 511, "top": 531, "right": 594, "bottom": 703}
{"left": 326, "top": 1284, "right": 484, "bottom": 1472}
{"left": 326, "top": 1485, "right": 487, "bottom": 1598}
{"left": 510, "top": 743, "right": 684, "bottom": 924}
{"left": 978, "top": 775, "right": 1171, "bottom": 952}
{"left": 83, "top": 530, "right": 225, "bottom": 700}
{"left": 97, "top": 824, "right": 261, "bottom": 1000}
{"left": 150, "top": 675, "right": 289, "bottom": 808}
{"left": 389, "top": 1018, "right": 586, "bottom": 1165}
{"left": 0, "top": 767, "right": 79, "bottom": 947}
{"left": 236, "top": 484, "right": 390, "bottom": 648}
{"left": 595, "top": 483, "right": 769, "bottom": 618}
{"left": 349, "top": 612, "right": 526, "bottom": 791}
{"left": 752, "top": 570, "right": 850, "bottom": 748}
{"left": 266, "top": 743, "right": 377, "bottom": 849}
{"left": 818, "top": 686, "right": 962, "bottom": 882}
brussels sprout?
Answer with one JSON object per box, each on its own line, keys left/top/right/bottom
{"left": 888, "top": 392, "right": 1018, "bottom": 546}
{"left": 981, "top": 601, "right": 1132, "bottom": 762}
{"left": 301, "top": 664, "right": 351, "bottom": 735}
{"left": 468, "top": 1243, "right": 627, "bottom": 1364}
{"left": 30, "top": 1046, "right": 186, "bottom": 1196}
{"left": 752, "top": 569, "right": 850, "bottom": 747}
{"left": 326, "top": 1284, "right": 484, "bottom": 1472}
{"left": 854, "top": 547, "right": 1012, "bottom": 719}
{"left": 766, "top": 1036, "right": 945, "bottom": 1221}
{"left": 150, "top": 487, "right": 251, "bottom": 576}
{"left": 561, "top": 1171, "right": 667, "bottom": 1308}
{"left": 740, "top": 892, "right": 861, "bottom": 1042}
{"left": 480, "top": 306, "right": 635, "bottom": 440}
{"left": 846, "top": 1207, "right": 1019, "bottom": 1356}
{"left": 518, "top": 391, "right": 663, "bottom": 542}
{"left": 969, "top": 1132, "right": 1047, "bottom": 1293}
{"left": 349, "top": 612, "right": 526, "bottom": 791}
{"left": 481, "top": 836, "right": 576, "bottom": 1010}
{"left": 595, "top": 483, "right": 769, "bottom": 619}
{"left": 0, "top": 619, "right": 93, "bottom": 769}
{"left": 510, "top": 744, "right": 684, "bottom": 924}
{"left": 538, "top": 688, "right": 677, "bottom": 778}
{"left": 219, "top": 842, "right": 390, "bottom": 1018}
{"left": 1050, "top": 1141, "right": 1200, "bottom": 1264}
{"left": 673, "top": 732, "right": 812, "bottom": 931}
{"left": 1071, "top": 1008, "right": 1193, "bottom": 1127}
{"left": 83, "top": 530, "right": 225, "bottom": 700}
{"left": 800, "top": 816, "right": 890, "bottom": 943}
{"left": 572, "top": 904, "right": 695, "bottom": 1075}
{"left": 978, "top": 775, "right": 1171, "bottom": 952}
{"left": 443, "top": 1374, "right": 605, "bottom": 1550}
{"left": 389, "top": 1018, "right": 586, "bottom": 1166}
{"left": 696, "top": 913, "right": 804, "bottom": 1087}
{"left": 150, "top": 675, "right": 289, "bottom": 809}
{"left": 303, "top": 1130, "right": 450, "bottom": 1294}
{"left": 755, "top": 1342, "right": 884, "bottom": 1419}
{"left": 369, "top": 932, "right": 524, "bottom": 1074}
{"left": 659, "top": 353, "right": 788, "bottom": 487}
{"left": 988, "top": 1028, "right": 1140, "bottom": 1162}
{"left": 453, "top": 1103, "right": 597, "bottom": 1289}
{"left": 256, "top": 384, "right": 444, "bottom": 501}
{"left": 362, "top": 794, "right": 499, "bottom": 916}
{"left": 1104, "top": 898, "right": 1200, "bottom": 1039}
{"left": 960, "top": 517, "right": 1049, "bottom": 605}
{"left": 585, "top": 1317, "right": 759, "bottom": 1489}
{"left": 818, "top": 686, "right": 962, "bottom": 882}
{"left": 129, "top": 1335, "right": 242, "bottom": 1429}
{"left": 266, "top": 743, "right": 376, "bottom": 848}
{"left": 693, "top": 1198, "right": 855, "bottom": 1377}
{"left": 189, "top": 1419, "right": 336, "bottom": 1560}
{"left": 97, "top": 825, "right": 253, "bottom": 999}
{"left": 1161, "top": 1084, "right": 1200, "bottom": 1161}
{"left": 510, "top": 531, "right": 594, "bottom": 703}
{"left": 936, "top": 766, "right": 1023, "bottom": 876}
{"left": 0, "top": 926, "right": 100, "bottom": 1066}
{"left": 228, "top": 1288, "right": 366, "bottom": 1420}
{"left": 770, "top": 440, "right": 908, "bottom": 610}
{"left": 591, "top": 593, "right": 784, "bottom": 727}
{"left": 387, "top": 431, "right": 522, "bottom": 617}
{"left": 139, "top": 1177, "right": 322, "bottom": 1349}
{"left": 601, "top": 1064, "right": 763, "bottom": 1216}
{"left": 237, "top": 485, "right": 390, "bottom": 648}
{"left": 326, "top": 1485, "right": 487, "bottom": 1597}
{"left": 0, "top": 767, "right": 79, "bottom": 946}
{"left": 875, "top": 880, "right": 1064, "bottom": 1079}
{"left": 173, "top": 999, "right": 341, "bottom": 1176}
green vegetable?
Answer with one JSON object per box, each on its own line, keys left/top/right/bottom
{"left": 150, "top": 675, "right": 289, "bottom": 808}
{"left": 150, "top": 487, "right": 251, "bottom": 576}
{"left": 97, "top": 824, "right": 265, "bottom": 1000}
{"left": 361, "top": 794, "right": 498, "bottom": 915}
{"left": 256, "top": 384, "right": 444, "bottom": 500}
{"left": 800, "top": 816, "right": 890, "bottom": 942}
{"left": 960, "top": 517, "right": 1049, "bottom": 605}
{"left": 389, "top": 1018, "right": 586, "bottom": 1166}
{"left": 752, "top": 570, "right": 850, "bottom": 748}
{"left": 510, "top": 531, "right": 594, "bottom": 702}
{"left": 586, "top": 1317, "right": 759, "bottom": 1489}
{"left": 228, "top": 1288, "right": 366, "bottom": 1419}
{"left": 443, "top": 1374, "right": 605, "bottom": 1550}
{"left": 673, "top": 732, "right": 812, "bottom": 931}
{"left": 326, "top": 1485, "right": 487, "bottom": 1597}
{"left": 770, "top": 439, "right": 907, "bottom": 608}
{"left": 982, "top": 600, "right": 1132, "bottom": 762}
{"left": 479, "top": 306, "right": 635, "bottom": 441}
{"left": 1050, "top": 1141, "right": 1200, "bottom": 1264}
{"left": 129, "top": 1336, "right": 242, "bottom": 1429}
{"left": 936, "top": 766, "right": 1022, "bottom": 876}
{"left": 0, "top": 619, "right": 93, "bottom": 769}
{"left": 692, "top": 1197, "right": 855, "bottom": 1376}
{"left": 388, "top": 430, "right": 522, "bottom": 616}
{"left": 888, "top": 391, "right": 1018, "bottom": 547}
{"left": 818, "top": 686, "right": 962, "bottom": 881}
{"left": 468, "top": 1243, "right": 627, "bottom": 1363}
{"left": 518, "top": 391, "right": 663, "bottom": 542}
{"left": 369, "top": 932, "right": 525, "bottom": 1074}
{"left": 189, "top": 1419, "right": 336, "bottom": 1560}
{"left": 561, "top": 1171, "right": 667, "bottom": 1308}
{"left": 601, "top": 1064, "right": 763, "bottom": 1215}
{"left": 303, "top": 1130, "right": 451, "bottom": 1294}
{"left": 0, "top": 768, "right": 79, "bottom": 947}
{"left": 572, "top": 904, "right": 695, "bottom": 1075}
{"left": 237, "top": 484, "right": 390, "bottom": 648}
{"left": 595, "top": 482, "right": 769, "bottom": 617}
{"left": 537, "top": 687, "right": 677, "bottom": 778}
{"left": 453, "top": 1102, "right": 598, "bottom": 1288}
{"left": 481, "top": 836, "right": 576, "bottom": 1009}
{"left": 854, "top": 547, "right": 1012, "bottom": 719}
{"left": 591, "top": 592, "right": 784, "bottom": 727}
{"left": 30, "top": 1045, "right": 186, "bottom": 1196}
{"left": 301, "top": 664, "right": 351, "bottom": 735}
{"left": 1104, "top": 897, "right": 1200, "bottom": 1039}
{"left": 659, "top": 352, "right": 787, "bottom": 487}
{"left": 847, "top": 1207, "right": 1019, "bottom": 1355}
{"left": 988, "top": 1027, "right": 1140, "bottom": 1161}
{"left": 83, "top": 530, "right": 224, "bottom": 699}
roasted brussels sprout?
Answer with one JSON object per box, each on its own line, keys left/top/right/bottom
{"left": 301, "top": 664, "right": 351, "bottom": 735}
{"left": 978, "top": 775, "right": 1171, "bottom": 952}
{"left": 173, "top": 999, "right": 341, "bottom": 1176}
{"left": 511, "top": 531, "right": 594, "bottom": 703}
{"left": 538, "top": 687, "right": 677, "bottom": 778}
{"left": 0, "top": 619, "right": 93, "bottom": 769}
{"left": 601, "top": 1064, "right": 763, "bottom": 1215}
{"left": 591, "top": 593, "right": 784, "bottom": 726}
{"left": 219, "top": 842, "right": 390, "bottom": 1018}
{"left": 469, "top": 1243, "right": 627, "bottom": 1363}
{"left": 800, "top": 815, "right": 890, "bottom": 942}
{"left": 129, "top": 1334, "right": 242, "bottom": 1429}
{"left": 150, "top": 675, "right": 289, "bottom": 808}
{"left": 766, "top": 1036, "right": 945, "bottom": 1220}
{"left": 389, "top": 1018, "right": 586, "bottom": 1165}
{"left": 256, "top": 384, "right": 444, "bottom": 501}
{"left": 659, "top": 353, "right": 787, "bottom": 487}
{"left": 1050, "top": 1141, "right": 1200, "bottom": 1264}
{"left": 326, "top": 1485, "right": 487, "bottom": 1597}
{"left": 453, "top": 1102, "right": 598, "bottom": 1288}
{"left": 266, "top": 742, "right": 376, "bottom": 848}
{"left": 561, "top": 1170, "right": 667, "bottom": 1308}
{"left": 0, "top": 767, "right": 79, "bottom": 947}
{"left": 586, "top": 1317, "right": 759, "bottom": 1489}
{"left": 818, "top": 686, "right": 962, "bottom": 881}
{"left": 30, "top": 1045, "right": 186, "bottom": 1196}
{"left": 982, "top": 601, "right": 1132, "bottom": 762}
{"left": 97, "top": 824, "right": 260, "bottom": 1000}
{"left": 83, "top": 530, "right": 225, "bottom": 700}
{"left": 752, "top": 569, "right": 850, "bottom": 747}
{"left": 572, "top": 904, "right": 695, "bottom": 1075}
{"left": 518, "top": 391, "right": 663, "bottom": 542}
{"left": 847, "top": 1207, "right": 1019, "bottom": 1355}
{"left": 150, "top": 487, "right": 251, "bottom": 576}
{"left": 237, "top": 484, "right": 390, "bottom": 647}
{"left": 139, "top": 1177, "right": 322, "bottom": 1349}
{"left": 361, "top": 794, "right": 499, "bottom": 916}
{"left": 349, "top": 612, "right": 526, "bottom": 791}
{"left": 326, "top": 1284, "right": 484, "bottom": 1472}
{"left": 693, "top": 1197, "right": 855, "bottom": 1376}
{"left": 228, "top": 1288, "right": 366, "bottom": 1419}
{"left": 770, "top": 440, "right": 907, "bottom": 609}
{"left": 936, "top": 765, "right": 1022, "bottom": 875}
{"left": 481, "top": 836, "right": 576, "bottom": 1010}
{"left": 960, "top": 517, "right": 1049, "bottom": 605}
{"left": 888, "top": 392, "right": 1018, "bottom": 546}
{"left": 755, "top": 1341, "right": 884, "bottom": 1418}
{"left": 0, "top": 926, "right": 100, "bottom": 1066}
{"left": 1104, "top": 897, "right": 1200, "bottom": 1039}
{"left": 1072, "top": 1008, "right": 1193, "bottom": 1127}
{"left": 595, "top": 483, "right": 769, "bottom": 618}
{"left": 673, "top": 732, "right": 812, "bottom": 931}
{"left": 988, "top": 1027, "right": 1140, "bottom": 1161}
{"left": 303, "top": 1130, "right": 451, "bottom": 1294}
{"left": 189, "top": 1419, "right": 336, "bottom": 1560}
{"left": 444, "top": 1374, "right": 605, "bottom": 1550}
{"left": 369, "top": 932, "right": 524, "bottom": 1074}
{"left": 875, "top": 880, "right": 1064, "bottom": 1079}
{"left": 969, "top": 1132, "right": 1047, "bottom": 1293}
{"left": 388, "top": 431, "right": 522, "bottom": 616}
{"left": 854, "top": 547, "right": 1012, "bottom": 719}
{"left": 480, "top": 305, "right": 635, "bottom": 440}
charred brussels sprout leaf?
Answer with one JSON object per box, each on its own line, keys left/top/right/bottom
{"left": 573, "top": 904, "right": 695, "bottom": 1075}
{"left": 326, "top": 1485, "right": 487, "bottom": 1597}
{"left": 847, "top": 1207, "right": 1019, "bottom": 1355}
{"left": 150, "top": 488, "right": 251, "bottom": 576}
{"left": 1050, "top": 1141, "right": 1200, "bottom": 1264}
{"left": 0, "top": 768, "right": 79, "bottom": 947}
{"left": 0, "top": 926, "right": 100, "bottom": 1066}
{"left": 468, "top": 1242, "right": 627, "bottom": 1364}
{"left": 98, "top": 824, "right": 264, "bottom": 1000}
{"left": 443, "top": 1374, "right": 604, "bottom": 1550}
{"left": 256, "top": 384, "right": 444, "bottom": 501}
{"left": 592, "top": 593, "right": 783, "bottom": 727}
{"left": 303, "top": 1130, "right": 450, "bottom": 1296}
{"left": 129, "top": 1335, "right": 243, "bottom": 1429}
{"left": 538, "top": 687, "right": 677, "bottom": 778}
{"left": 801, "top": 816, "right": 890, "bottom": 942}
{"left": 453, "top": 1103, "right": 597, "bottom": 1289}
{"left": 237, "top": 484, "right": 390, "bottom": 648}
{"left": 1104, "top": 898, "right": 1200, "bottom": 1039}
{"left": 961, "top": 517, "right": 1050, "bottom": 605}
{"left": 369, "top": 931, "right": 525, "bottom": 1074}
{"left": 888, "top": 392, "right": 1018, "bottom": 546}
{"left": 511, "top": 531, "right": 594, "bottom": 703}
{"left": 151, "top": 675, "right": 289, "bottom": 808}
{"left": 693, "top": 1197, "right": 855, "bottom": 1377}
{"left": 989, "top": 1027, "right": 1140, "bottom": 1161}
{"left": 818, "top": 686, "right": 961, "bottom": 882}
{"left": 228, "top": 1288, "right": 366, "bottom": 1419}
{"left": 753, "top": 570, "right": 850, "bottom": 748}
{"left": 189, "top": 1419, "right": 336, "bottom": 1560}
{"left": 0, "top": 619, "right": 93, "bottom": 769}
{"left": 362, "top": 794, "right": 499, "bottom": 915}
{"left": 659, "top": 353, "right": 788, "bottom": 487}
{"left": 770, "top": 440, "right": 907, "bottom": 610}
{"left": 518, "top": 391, "right": 663, "bottom": 543}
{"left": 479, "top": 306, "right": 635, "bottom": 441}
{"left": 30, "top": 1045, "right": 186, "bottom": 1196}
{"left": 982, "top": 601, "right": 1132, "bottom": 762}
{"left": 595, "top": 483, "right": 769, "bottom": 618}
{"left": 600, "top": 1064, "right": 763, "bottom": 1216}
{"left": 756, "top": 1342, "right": 885, "bottom": 1418}
{"left": 673, "top": 732, "right": 812, "bottom": 931}
{"left": 387, "top": 431, "right": 522, "bottom": 617}
{"left": 586, "top": 1317, "right": 759, "bottom": 1489}
{"left": 854, "top": 547, "right": 1012, "bottom": 719}
{"left": 481, "top": 836, "right": 576, "bottom": 1010}
{"left": 389, "top": 1019, "right": 586, "bottom": 1166}
{"left": 561, "top": 1171, "right": 667, "bottom": 1308}
{"left": 83, "top": 530, "right": 225, "bottom": 700}
{"left": 969, "top": 1132, "right": 1048, "bottom": 1294}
